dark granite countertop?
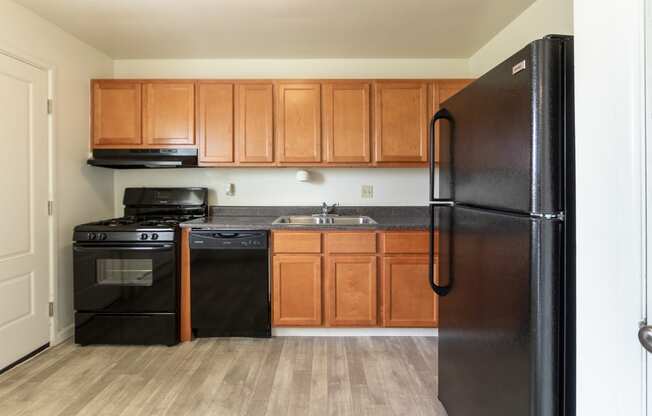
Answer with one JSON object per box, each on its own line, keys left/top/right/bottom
{"left": 180, "top": 206, "right": 430, "bottom": 231}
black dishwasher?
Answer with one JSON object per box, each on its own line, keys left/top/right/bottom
{"left": 189, "top": 230, "right": 270, "bottom": 338}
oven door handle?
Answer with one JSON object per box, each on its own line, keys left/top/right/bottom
{"left": 74, "top": 244, "right": 174, "bottom": 252}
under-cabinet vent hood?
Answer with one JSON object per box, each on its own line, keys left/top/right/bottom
{"left": 87, "top": 149, "right": 198, "bottom": 169}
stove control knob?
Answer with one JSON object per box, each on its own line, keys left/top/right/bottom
{"left": 151, "top": 233, "right": 159, "bottom": 240}
{"left": 140, "top": 233, "right": 149, "bottom": 241}
{"left": 88, "top": 233, "right": 96, "bottom": 240}
{"left": 98, "top": 233, "right": 107, "bottom": 241}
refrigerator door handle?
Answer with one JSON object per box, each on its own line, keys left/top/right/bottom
{"left": 429, "top": 205, "right": 452, "bottom": 296}
{"left": 430, "top": 109, "right": 454, "bottom": 202}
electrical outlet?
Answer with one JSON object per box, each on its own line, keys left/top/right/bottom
{"left": 361, "top": 185, "right": 374, "bottom": 199}
{"left": 225, "top": 183, "right": 235, "bottom": 196}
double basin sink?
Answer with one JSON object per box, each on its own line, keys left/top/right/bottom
{"left": 272, "top": 215, "right": 377, "bottom": 226}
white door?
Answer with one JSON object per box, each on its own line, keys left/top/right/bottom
{"left": 0, "top": 53, "right": 50, "bottom": 370}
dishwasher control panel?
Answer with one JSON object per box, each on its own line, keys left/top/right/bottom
{"left": 189, "top": 230, "right": 268, "bottom": 249}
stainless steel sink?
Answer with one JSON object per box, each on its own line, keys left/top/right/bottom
{"left": 272, "top": 215, "right": 377, "bottom": 226}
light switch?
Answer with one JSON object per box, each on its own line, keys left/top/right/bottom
{"left": 361, "top": 185, "right": 373, "bottom": 199}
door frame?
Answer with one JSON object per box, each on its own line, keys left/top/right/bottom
{"left": 0, "top": 44, "right": 57, "bottom": 346}
{"left": 646, "top": 0, "right": 652, "bottom": 412}
{"left": 574, "top": 0, "right": 648, "bottom": 414}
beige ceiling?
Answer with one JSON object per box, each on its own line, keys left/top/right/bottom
{"left": 14, "top": 0, "right": 536, "bottom": 59}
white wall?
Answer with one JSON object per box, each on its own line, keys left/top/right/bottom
{"left": 468, "top": 0, "right": 573, "bottom": 77}
{"left": 112, "top": 58, "right": 467, "bottom": 214}
{"left": 0, "top": 0, "right": 114, "bottom": 342}
{"left": 574, "top": 0, "right": 646, "bottom": 415}
{"left": 113, "top": 58, "right": 470, "bottom": 79}
{"left": 114, "top": 168, "right": 428, "bottom": 214}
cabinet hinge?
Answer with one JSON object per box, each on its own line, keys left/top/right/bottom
{"left": 48, "top": 201, "right": 54, "bottom": 216}
{"left": 48, "top": 302, "right": 54, "bottom": 317}
{"left": 47, "top": 99, "right": 53, "bottom": 115}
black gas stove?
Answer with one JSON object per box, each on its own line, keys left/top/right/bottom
{"left": 72, "top": 187, "right": 207, "bottom": 346}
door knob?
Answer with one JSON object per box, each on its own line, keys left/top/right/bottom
{"left": 638, "top": 322, "right": 652, "bottom": 353}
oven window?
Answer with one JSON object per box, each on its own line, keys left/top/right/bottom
{"left": 96, "top": 259, "right": 154, "bottom": 286}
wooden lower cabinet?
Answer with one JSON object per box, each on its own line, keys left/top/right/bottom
{"left": 270, "top": 230, "right": 438, "bottom": 329}
{"left": 272, "top": 254, "right": 322, "bottom": 326}
{"left": 381, "top": 255, "right": 438, "bottom": 327}
{"left": 325, "top": 255, "right": 377, "bottom": 326}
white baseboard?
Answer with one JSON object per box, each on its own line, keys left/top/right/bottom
{"left": 272, "top": 327, "right": 438, "bottom": 337}
{"left": 53, "top": 324, "right": 73, "bottom": 345}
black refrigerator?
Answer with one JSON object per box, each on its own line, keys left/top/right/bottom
{"left": 429, "top": 35, "right": 575, "bottom": 416}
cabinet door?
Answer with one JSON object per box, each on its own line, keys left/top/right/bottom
{"left": 272, "top": 255, "right": 322, "bottom": 326}
{"left": 373, "top": 81, "right": 428, "bottom": 163}
{"left": 92, "top": 80, "right": 142, "bottom": 147}
{"left": 236, "top": 83, "right": 274, "bottom": 163}
{"left": 325, "top": 255, "right": 377, "bottom": 327}
{"left": 323, "top": 82, "right": 371, "bottom": 163}
{"left": 197, "top": 82, "right": 234, "bottom": 163}
{"left": 276, "top": 83, "right": 321, "bottom": 163}
{"left": 434, "top": 79, "right": 473, "bottom": 108}
{"left": 382, "top": 256, "right": 437, "bottom": 327}
{"left": 432, "top": 80, "right": 473, "bottom": 163}
{"left": 143, "top": 82, "right": 195, "bottom": 146}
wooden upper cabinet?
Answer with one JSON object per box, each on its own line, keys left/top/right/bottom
{"left": 92, "top": 80, "right": 142, "bottom": 147}
{"left": 322, "top": 82, "right": 371, "bottom": 163}
{"left": 236, "top": 83, "right": 274, "bottom": 163}
{"left": 276, "top": 82, "right": 321, "bottom": 163}
{"left": 90, "top": 78, "right": 470, "bottom": 161}
{"left": 197, "top": 82, "right": 234, "bottom": 163}
{"left": 431, "top": 79, "right": 473, "bottom": 163}
{"left": 325, "top": 255, "right": 377, "bottom": 327}
{"left": 143, "top": 82, "right": 195, "bottom": 146}
{"left": 382, "top": 255, "right": 437, "bottom": 327}
{"left": 434, "top": 79, "right": 474, "bottom": 110}
{"left": 272, "top": 254, "right": 322, "bottom": 326}
{"left": 373, "top": 81, "right": 429, "bottom": 163}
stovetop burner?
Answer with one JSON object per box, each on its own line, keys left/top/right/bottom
{"left": 137, "top": 215, "right": 198, "bottom": 227}
{"left": 91, "top": 217, "right": 138, "bottom": 227}
{"left": 78, "top": 215, "right": 201, "bottom": 232}
{"left": 74, "top": 187, "right": 208, "bottom": 243}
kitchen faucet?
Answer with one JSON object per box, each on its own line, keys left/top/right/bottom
{"left": 320, "top": 202, "right": 337, "bottom": 216}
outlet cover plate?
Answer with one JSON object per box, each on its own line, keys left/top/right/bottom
{"left": 361, "top": 185, "right": 373, "bottom": 199}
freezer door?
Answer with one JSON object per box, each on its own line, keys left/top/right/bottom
{"left": 436, "top": 37, "right": 571, "bottom": 215}
{"left": 437, "top": 206, "right": 563, "bottom": 416}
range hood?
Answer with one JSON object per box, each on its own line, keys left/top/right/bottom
{"left": 87, "top": 149, "right": 198, "bottom": 169}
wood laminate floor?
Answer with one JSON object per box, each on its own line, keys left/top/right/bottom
{"left": 0, "top": 337, "right": 445, "bottom": 416}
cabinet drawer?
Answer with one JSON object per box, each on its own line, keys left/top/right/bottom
{"left": 273, "top": 232, "right": 321, "bottom": 253}
{"left": 380, "top": 231, "right": 434, "bottom": 254}
{"left": 324, "top": 232, "right": 376, "bottom": 254}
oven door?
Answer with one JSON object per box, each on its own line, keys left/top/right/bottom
{"left": 73, "top": 243, "right": 177, "bottom": 313}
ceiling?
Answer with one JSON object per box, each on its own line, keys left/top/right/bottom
{"left": 14, "top": 0, "right": 536, "bottom": 59}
